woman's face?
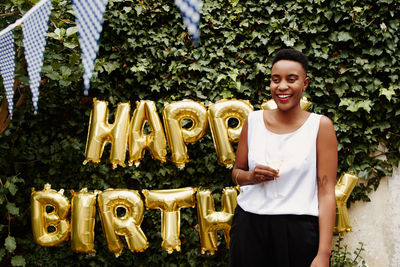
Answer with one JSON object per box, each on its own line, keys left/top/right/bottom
{"left": 269, "top": 59, "right": 310, "bottom": 112}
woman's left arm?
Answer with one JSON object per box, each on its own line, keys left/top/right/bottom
{"left": 311, "top": 116, "right": 338, "bottom": 267}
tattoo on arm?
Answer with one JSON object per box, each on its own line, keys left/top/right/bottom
{"left": 317, "top": 175, "right": 328, "bottom": 187}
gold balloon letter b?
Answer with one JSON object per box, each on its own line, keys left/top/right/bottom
{"left": 31, "top": 184, "right": 70, "bottom": 247}
{"left": 196, "top": 187, "right": 238, "bottom": 255}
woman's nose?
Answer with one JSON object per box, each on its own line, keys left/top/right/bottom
{"left": 278, "top": 81, "right": 289, "bottom": 90}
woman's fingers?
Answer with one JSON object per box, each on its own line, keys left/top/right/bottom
{"left": 253, "top": 165, "right": 279, "bottom": 183}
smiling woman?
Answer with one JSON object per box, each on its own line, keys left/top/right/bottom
{"left": 230, "top": 48, "right": 337, "bottom": 267}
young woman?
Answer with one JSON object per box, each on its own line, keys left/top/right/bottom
{"left": 229, "top": 48, "right": 337, "bottom": 267}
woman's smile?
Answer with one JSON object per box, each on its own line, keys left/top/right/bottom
{"left": 276, "top": 94, "right": 292, "bottom": 102}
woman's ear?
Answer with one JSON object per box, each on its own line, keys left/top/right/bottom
{"left": 303, "top": 76, "right": 310, "bottom": 91}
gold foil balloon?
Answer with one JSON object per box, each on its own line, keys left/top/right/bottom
{"left": 83, "top": 99, "right": 130, "bottom": 169}
{"left": 70, "top": 188, "right": 97, "bottom": 253}
{"left": 196, "top": 187, "right": 238, "bottom": 255}
{"left": 163, "top": 100, "right": 208, "bottom": 169}
{"left": 142, "top": 187, "right": 196, "bottom": 253}
{"left": 128, "top": 100, "right": 167, "bottom": 167}
{"left": 261, "top": 96, "right": 312, "bottom": 110}
{"left": 334, "top": 173, "right": 359, "bottom": 235}
{"left": 207, "top": 99, "right": 253, "bottom": 169}
{"left": 98, "top": 189, "right": 148, "bottom": 256}
{"left": 31, "top": 184, "right": 70, "bottom": 246}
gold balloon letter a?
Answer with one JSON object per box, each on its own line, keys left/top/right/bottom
{"left": 163, "top": 100, "right": 208, "bottom": 169}
{"left": 208, "top": 99, "right": 253, "bottom": 169}
{"left": 70, "top": 188, "right": 97, "bottom": 253}
{"left": 98, "top": 189, "right": 148, "bottom": 257}
{"left": 142, "top": 187, "right": 196, "bottom": 253}
{"left": 83, "top": 99, "right": 130, "bottom": 169}
{"left": 31, "top": 184, "right": 70, "bottom": 247}
{"left": 196, "top": 187, "right": 238, "bottom": 255}
{"left": 334, "top": 173, "right": 358, "bottom": 235}
{"left": 128, "top": 100, "right": 167, "bottom": 167}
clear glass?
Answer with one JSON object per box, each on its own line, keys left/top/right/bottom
{"left": 267, "top": 159, "right": 283, "bottom": 198}
{"left": 265, "top": 155, "right": 284, "bottom": 198}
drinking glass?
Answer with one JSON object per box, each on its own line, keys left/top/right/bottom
{"left": 265, "top": 155, "right": 283, "bottom": 198}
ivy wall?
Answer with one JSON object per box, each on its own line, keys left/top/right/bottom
{"left": 0, "top": 0, "right": 399, "bottom": 266}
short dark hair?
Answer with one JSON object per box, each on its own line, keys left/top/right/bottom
{"left": 272, "top": 48, "right": 308, "bottom": 73}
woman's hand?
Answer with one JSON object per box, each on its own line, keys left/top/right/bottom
{"left": 310, "top": 252, "right": 330, "bottom": 267}
{"left": 251, "top": 164, "right": 279, "bottom": 184}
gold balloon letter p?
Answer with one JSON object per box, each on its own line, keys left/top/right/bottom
{"left": 31, "top": 184, "right": 70, "bottom": 247}
{"left": 98, "top": 189, "right": 148, "bottom": 257}
{"left": 196, "top": 187, "right": 238, "bottom": 255}
{"left": 84, "top": 99, "right": 130, "bottom": 169}
{"left": 163, "top": 100, "right": 208, "bottom": 169}
{"left": 208, "top": 99, "right": 253, "bottom": 169}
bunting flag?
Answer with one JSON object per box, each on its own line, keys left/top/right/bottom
{"left": 22, "top": 0, "right": 52, "bottom": 113}
{"left": 0, "top": 31, "right": 15, "bottom": 117}
{"left": 174, "top": 0, "right": 202, "bottom": 44}
{"left": 72, "top": 0, "right": 108, "bottom": 96}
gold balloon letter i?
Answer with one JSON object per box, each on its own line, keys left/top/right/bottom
{"left": 70, "top": 188, "right": 97, "bottom": 253}
{"left": 196, "top": 187, "right": 238, "bottom": 255}
{"left": 83, "top": 98, "right": 130, "bottom": 169}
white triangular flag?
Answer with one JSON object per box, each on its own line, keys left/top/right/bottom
{"left": 72, "top": 0, "right": 108, "bottom": 96}
{"left": 0, "top": 30, "right": 15, "bottom": 117}
{"left": 22, "top": 0, "right": 52, "bottom": 113}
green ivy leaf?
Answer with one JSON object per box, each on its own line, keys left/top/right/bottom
{"left": 337, "top": 31, "right": 352, "bottom": 42}
{"left": 8, "top": 183, "right": 18, "bottom": 195}
{"left": 379, "top": 85, "right": 396, "bottom": 101}
{"left": 63, "top": 41, "right": 78, "bottom": 49}
{"left": 66, "top": 26, "right": 78, "bottom": 36}
{"left": 6, "top": 202, "right": 19, "bottom": 216}
{"left": 11, "top": 255, "right": 26, "bottom": 267}
{"left": 5, "top": 236, "right": 16, "bottom": 253}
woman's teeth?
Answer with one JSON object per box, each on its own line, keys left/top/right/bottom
{"left": 278, "top": 94, "right": 291, "bottom": 99}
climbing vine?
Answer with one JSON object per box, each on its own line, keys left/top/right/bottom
{"left": 0, "top": 0, "right": 399, "bottom": 265}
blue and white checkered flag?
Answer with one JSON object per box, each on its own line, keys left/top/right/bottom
{"left": 0, "top": 30, "right": 15, "bottom": 117}
{"left": 22, "top": 0, "right": 52, "bottom": 114}
{"left": 72, "top": 0, "right": 108, "bottom": 96}
{"left": 174, "top": 0, "right": 202, "bottom": 44}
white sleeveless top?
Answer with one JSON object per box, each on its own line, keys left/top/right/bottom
{"left": 237, "top": 110, "right": 322, "bottom": 216}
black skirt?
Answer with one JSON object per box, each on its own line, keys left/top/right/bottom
{"left": 229, "top": 205, "right": 319, "bottom": 267}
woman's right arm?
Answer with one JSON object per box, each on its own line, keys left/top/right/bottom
{"left": 232, "top": 117, "right": 278, "bottom": 186}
